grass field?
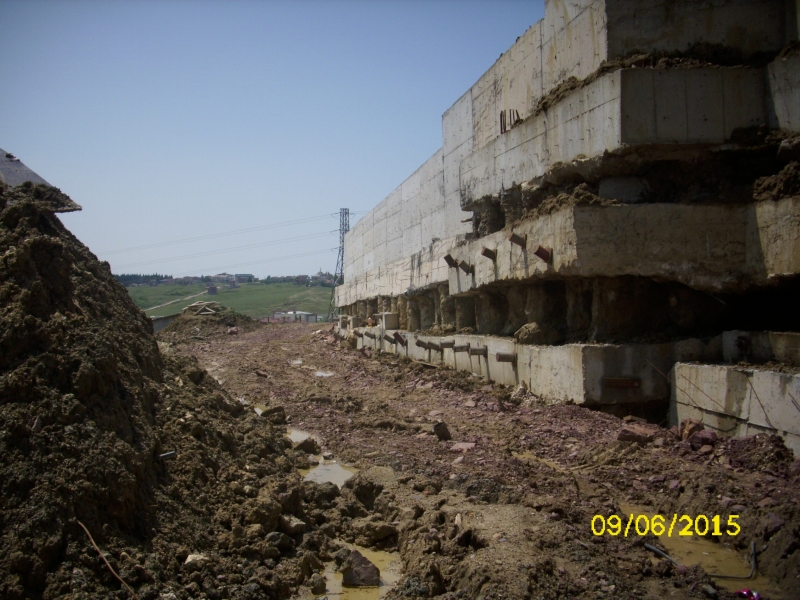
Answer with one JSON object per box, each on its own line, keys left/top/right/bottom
{"left": 125, "top": 283, "right": 333, "bottom": 319}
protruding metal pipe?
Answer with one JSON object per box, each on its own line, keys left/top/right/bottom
{"left": 364, "top": 331, "right": 377, "bottom": 339}
{"left": 415, "top": 338, "right": 428, "bottom": 349}
{"left": 384, "top": 334, "right": 395, "bottom": 344}
{"left": 469, "top": 346, "right": 488, "bottom": 357}
{"left": 443, "top": 253, "right": 458, "bottom": 268}
{"left": 453, "top": 344, "right": 470, "bottom": 353}
{"left": 509, "top": 232, "right": 526, "bottom": 247}
{"left": 428, "top": 342, "right": 442, "bottom": 352}
{"left": 394, "top": 332, "right": 407, "bottom": 347}
{"left": 440, "top": 340, "right": 455, "bottom": 349}
{"left": 496, "top": 352, "right": 517, "bottom": 365}
{"left": 533, "top": 245, "right": 551, "bottom": 262}
{"left": 458, "top": 261, "right": 473, "bottom": 274}
{"left": 354, "top": 330, "right": 363, "bottom": 338}
{"left": 481, "top": 247, "right": 497, "bottom": 261}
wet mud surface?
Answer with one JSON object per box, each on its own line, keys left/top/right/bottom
{"left": 161, "top": 321, "right": 800, "bottom": 599}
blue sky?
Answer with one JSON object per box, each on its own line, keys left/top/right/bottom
{"left": 1, "top": 0, "right": 544, "bottom": 278}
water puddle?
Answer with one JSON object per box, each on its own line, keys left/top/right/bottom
{"left": 512, "top": 450, "right": 563, "bottom": 471}
{"left": 621, "top": 504, "right": 783, "bottom": 598}
{"left": 287, "top": 428, "right": 311, "bottom": 443}
{"left": 295, "top": 545, "right": 401, "bottom": 600}
{"left": 300, "top": 460, "right": 357, "bottom": 487}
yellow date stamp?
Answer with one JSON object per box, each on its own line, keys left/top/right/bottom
{"left": 591, "top": 514, "right": 741, "bottom": 537}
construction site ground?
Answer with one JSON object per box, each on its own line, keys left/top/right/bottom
{"left": 157, "top": 318, "right": 800, "bottom": 600}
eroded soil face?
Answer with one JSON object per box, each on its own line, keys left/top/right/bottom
{"left": 158, "top": 321, "right": 800, "bottom": 600}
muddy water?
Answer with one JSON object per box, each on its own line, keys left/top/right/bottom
{"left": 289, "top": 429, "right": 358, "bottom": 487}
{"left": 621, "top": 504, "right": 783, "bottom": 598}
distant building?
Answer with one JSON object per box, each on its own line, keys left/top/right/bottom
{"left": 207, "top": 285, "right": 218, "bottom": 295}
{"left": 235, "top": 273, "right": 254, "bottom": 283}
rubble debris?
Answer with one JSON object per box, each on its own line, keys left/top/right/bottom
{"left": 340, "top": 550, "right": 380, "bottom": 587}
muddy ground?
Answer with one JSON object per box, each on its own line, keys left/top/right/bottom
{"left": 157, "top": 319, "right": 800, "bottom": 600}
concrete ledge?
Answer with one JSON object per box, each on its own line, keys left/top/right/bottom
{"left": 722, "top": 330, "right": 800, "bottom": 365}
{"left": 670, "top": 363, "right": 800, "bottom": 455}
{"left": 460, "top": 66, "right": 766, "bottom": 207}
{"left": 344, "top": 326, "right": 720, "bottom": 406}
{"left": 447, "top": 197, "right": 800, "bottom": 294}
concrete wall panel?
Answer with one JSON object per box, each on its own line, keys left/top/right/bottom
{"left": 768, "top": 54, "right": 800, "bottom": 132}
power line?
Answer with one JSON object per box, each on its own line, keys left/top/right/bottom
{"left": 113, "top": 230, "right": 337, "bottom": 269}
{"left": 170, "top": 247, "right": 338, "bottom": 277}
{"left": 99, "top": 213, "right": 337, "bottom": 255}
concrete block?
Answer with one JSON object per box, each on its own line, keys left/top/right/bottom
{"left": 672, "top": 363, "right": 800, "bottom": 455}
{"left": 722, "top": 330, "right": 800, "bottom": 366}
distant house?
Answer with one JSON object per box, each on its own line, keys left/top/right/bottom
{"left": 212, "top": 272, "right": 234, "bottom": 283}
{"left": 270, "top": 310, "right": 317, "bottom": 323}
{"left": 235, "top": 273, "right": 254, "bottom": 283}
{"left": 207, "top": 285, "right": 218, "bottom": 295}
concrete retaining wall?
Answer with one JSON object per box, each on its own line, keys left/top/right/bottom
{"left": 151, "top": 313, "right": 180, "bottom": 334}
{"left": 671, "top": 363, "right": 800, "bottom": 455}
{"left": 768, "top": 54, "right": 800, "bottom": 132}
{"left": 343, "top": 325, "right": 720, "bottom": 406}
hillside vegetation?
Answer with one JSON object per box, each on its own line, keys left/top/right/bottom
{"left": 125, "top": 282, "right": 331, "bottom": 318}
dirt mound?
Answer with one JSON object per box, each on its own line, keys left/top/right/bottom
{"left": 0, "top": 183, "right": 339, "bottom": 599}
{"left": 0, "top": 182, "right": 164, "bottom": 597}
{"left": 722, "top": 433, "right": 795, "bottom": 476}
{"left": 753, "top": 161, "right": 800, "bottom": 202}
{"left": 158, "top": 307, "right": 261, "bottom": 343}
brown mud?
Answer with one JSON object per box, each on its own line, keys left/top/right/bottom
{"left": 160, "top": 319, "right": 800, "bottom": 599}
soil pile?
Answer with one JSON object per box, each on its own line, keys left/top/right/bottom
{"left": 0, "top": 183, "right": 343, "bottom": 599}
{"left": 158, "top": 308, "right": 260, "bottom": 343}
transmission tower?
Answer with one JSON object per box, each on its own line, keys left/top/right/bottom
{"left": 328, "top": 208, "right": 349, "bottom": 321}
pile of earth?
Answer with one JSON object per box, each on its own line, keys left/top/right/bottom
{"left": 158, "top": 308, "right": 261, "bottom": 343}
{"left": 0, "top": 182, "right": 369, "bottom": 599}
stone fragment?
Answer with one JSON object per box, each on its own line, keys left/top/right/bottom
{"left": 309, "top": 572, "right": 326, "bottom": 594}
{"left": 698, "top": 445, "right": 714, "bottom": 455}
{"left": 757, "top": 497, "right": 776, "bottom": 509}
{"left": 688, "top": 429, "right": 717, "bottom": 450}
{"left": 433, "top": 421, "right": 452, "bottom": 441}
{"left": 680, "top": 419, "right": 704, "bottom": 441}
{"left": 616, "top": 424, "right": 653, "bottom": 445}
{"left": 668, "top": 480, "right": 681, "bottom": 491}
{"left": 182, "top": 554, "right": 208, "bottom": 573}
{"left": 280, "top": 515, "right": 307, "bottom": 535}
{"left": 701, "top": 584, "right": 719, "bottom": 599}
{"left": 464, "top": 400, "right": 476, "bottom": 408}
{"left": 731, "top": 504, "right": 747, "bottom": 512}
{"left": 341, "top": 550, "right": 380, "bottom": 587}
{"left": 266, "top": 531, "right": 295, "bottom": 550}
{"left": 763, "top": 512, "right": 784, "bottom": 538}
{"left": 450, "top": 442, "right": 476, "bottom": 452}
{"left": 294, "top": 437, "right": 321, "bottom": 454}
{"left": 226, "top": 327, "right": 238, "bottom": 335}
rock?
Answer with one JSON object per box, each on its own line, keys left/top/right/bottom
{"left": 617, "top": 424, "right": 654, "bottom": 445}
{"left": 265, "top": 531, "right": 295, "bottom": 550}
{"left": 680, "top": 419, "right": 704, "bottom": 441}
{"left": 623, "top": 415, "right": 647, "bottom": 423}
{"left": 182, "top": 554, "right": 208, "bottom": 572}
{"left": 757, "top": 497, "right": 776, "bottom": 509}
{"left": 450, "top": 442, "right": 476, "bottom": 452}
{"left": 255, "top": 369, "right": 269, "bottom": 378}
{"left": 245, "top": 497, "right": 282, "bottom": 532}
{"left": 452, "top": 456, "right": 464, "bottom": 465}
{"left": 698, "top": 444, "right": 715, "bottom": 455}
{"left": 719, "top": 496, "right": 733, "bottom": 509}
{"left": 246, "top": 524, "right": 265, "bottom": 539}
{"left": 653, "top": 437, "right": 665, "bottom": 447}
{"left": 294, "top": 437, "right": 321, "bottom": 454}
{"left": 687, "top": 429, "right": 717, "bottom": 450}
{"left": 255, "top": 405, "right": 286, "bottom": 424}
{"left": 341, "top": 550, "right": 380, "bottom": 587}
{"left": 514, "top": 322, "right": 561, "bottom": 345}
{"left": 701, "top": 584, "right": 719, "bottom": 599}
{"left": 763, "top": 512, "right": 784, "bottom": 539}
{"left": 322, "top": 451, "right": 334, "bottom": 460}
{"left": 668, "top": 480, "right": 681, "bottom": 491}
{"left": 433, "top": 421, "right": 452, "bottom": 441}
{"left": 731, "top": 504, "right": 747, "bottom": 512}
{"left": 226, "top": 326, "right": 239, "bottom": 335}
{"left": 190, "top": 421, "right": 204, "bottom": 438}
{"left": 280, "top": 515, "right": 307, "bottom": 535}
{"left": 333, "top": 547, "right": 351, "bottom": 566}
{"left": 464, "top": 400, "right": 476, "bottom": 408}
{"left": 309, "top": 572, "right": 326, "bottom": 594}
{"left": 352, "top": 518, "right": 397, "bottom": 545}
